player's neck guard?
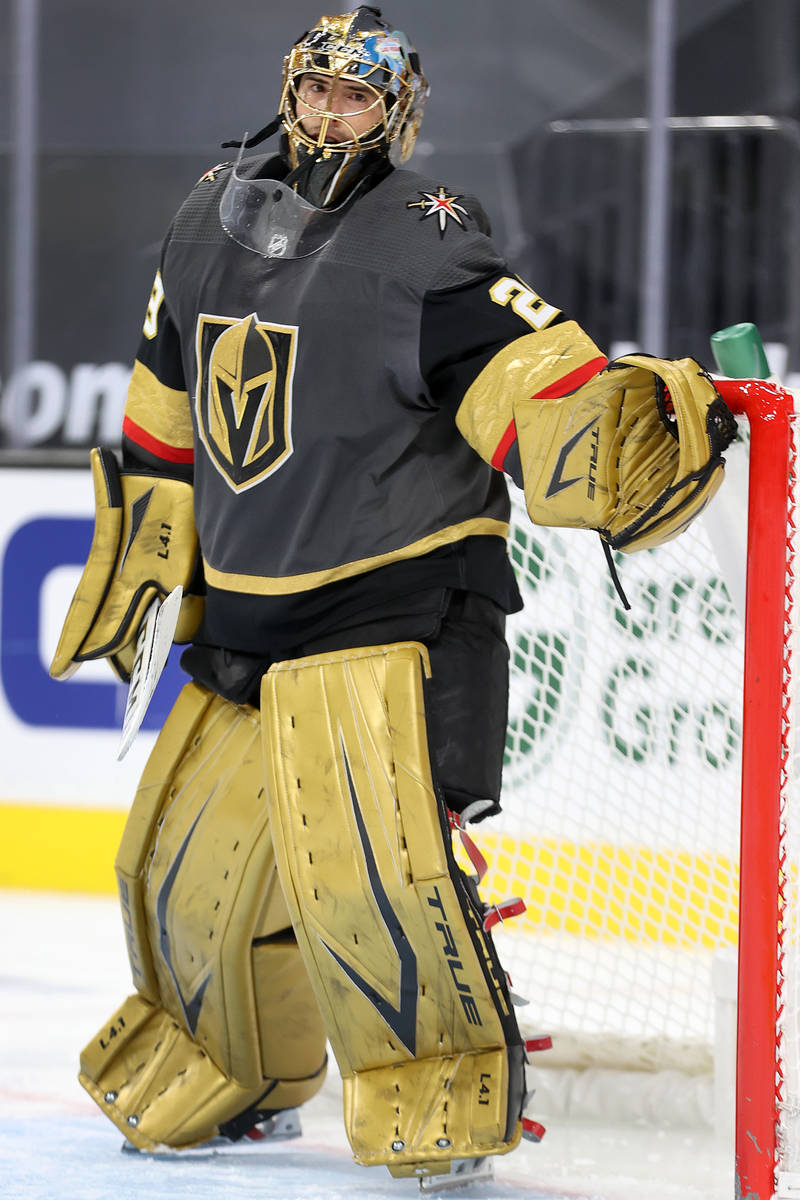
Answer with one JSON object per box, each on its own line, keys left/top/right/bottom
{"left": 219, "top": 143, "right": 387, "bottom": 259}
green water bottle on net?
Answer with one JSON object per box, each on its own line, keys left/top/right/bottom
{"left": 710, "top": 322, "right": 771, "bottom": 380}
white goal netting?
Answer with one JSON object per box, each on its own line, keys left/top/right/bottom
{"left": 477, "top": 483, "right": 748, "bottom": 1123}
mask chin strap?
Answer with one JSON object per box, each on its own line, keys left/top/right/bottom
{"left": 221, "top": 116, "right": 392, "bottom": 211}
{"left": 219, "top": 120, "right": 328, "bottom": 202}
{"left": 221, "top": 116, "right": 282, "bottom": 150}
{"left": 281, "top": 146, "right": 326, "bottom": 194}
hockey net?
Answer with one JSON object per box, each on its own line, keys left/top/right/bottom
{"left": 466, "top": 380, "right": 797, "bottom": 1197}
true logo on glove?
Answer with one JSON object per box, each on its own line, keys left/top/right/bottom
{"left": 545, "top": 415, "right": 600, "bottom": 500}
{"left": 588, "top": 427, "right": 600, "bottom": 501}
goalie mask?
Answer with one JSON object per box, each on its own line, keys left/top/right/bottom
{"left": 281, "top": 7, "right": 428, "bottom": 174}
{"left": 220, "top": 7, "right": 428, "bottom": 260}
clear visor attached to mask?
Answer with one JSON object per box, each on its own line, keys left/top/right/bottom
{"left": 219, "top": 145, "right": 357, "bottom": 260}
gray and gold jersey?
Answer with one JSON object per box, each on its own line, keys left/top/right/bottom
{"left": 122, "top": 155, "right": 564, "bottom": 652}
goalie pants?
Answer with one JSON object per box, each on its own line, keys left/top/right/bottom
{"left": 79, "top": 588, "right": 513, "bottom": 1151}
{"left": 184, "top": 587, "right": 512, "bottom": 820}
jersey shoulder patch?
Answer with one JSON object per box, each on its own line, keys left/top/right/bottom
{"left": 405, "top": 185, "right": 473, "bottom": 238}
{"left": 196, "top": 161, "right": 233, "bottom": 186}
{"left": 399, "top": 172, "right": 490, "bottom": 239}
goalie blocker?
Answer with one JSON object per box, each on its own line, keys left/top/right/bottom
{"left": 49, "top": 446, "right": 203, "bottom": 683}
{"left": 261, "top": 641, "right": 528, "bottom": 1178}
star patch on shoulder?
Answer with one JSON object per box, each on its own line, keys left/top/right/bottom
{"left": 197, "top": 162, "right": 230, "bottom": 184}
{"left": 407, "top": 187, "right": 469, "bottom": 237}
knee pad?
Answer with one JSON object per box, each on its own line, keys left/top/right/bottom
{"left": 79, "top": 682, "right": 327, "bottom": 1150}
{"left": 261, "top": 643, "right": 526, "bottom": 1175}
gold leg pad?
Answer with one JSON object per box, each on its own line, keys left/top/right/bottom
{"left": 345, "top": 1047, "right": 521, "bottom": 1168}
{"left": 262, "top": 642, "right": 525, "bottom": 1168}
{"left": 79, "top": 992, "right": 325, "bottom": 1151}
{"left": 115, "top": 682, "right": 327, "bottom": 1089}
{"left": 82, "top": 683, "right": 327, "bottom": 1148}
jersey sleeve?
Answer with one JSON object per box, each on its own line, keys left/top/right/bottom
{"left": 420, "top": 249, "right": 606, "bottom": 488}
{"left": 121, "top": 262, "right": 195, "bottom": 481}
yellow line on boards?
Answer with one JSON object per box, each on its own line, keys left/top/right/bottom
{"left": 458, "top": 832, "right": 740, "bottom": 950}
{"left": 0, "top": 806, "right": 740, "bottom": 950}
{"left": 0, "top": 804, "right": 125, "bottom": 894}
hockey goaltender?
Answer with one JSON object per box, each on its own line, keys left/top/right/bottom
{"left": 49, "top": 5, "right": 736, "bottom": 1187}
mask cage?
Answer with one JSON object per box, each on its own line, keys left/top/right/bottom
{"left": 279, "top": 23, "right": 428, "bottom": 166}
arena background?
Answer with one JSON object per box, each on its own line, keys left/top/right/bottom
{"left": 0, "top": 0, "right": 797, "bottom": 891}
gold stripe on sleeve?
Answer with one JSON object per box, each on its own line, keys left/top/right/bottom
{"left": 124, "top": 360, "right": 194, "bottom": 450}
{"left": 455, "top": 322, "right": 604, "bottom": 463}
{"left": 204, "top": 518, "right": 510, "bottom": 595}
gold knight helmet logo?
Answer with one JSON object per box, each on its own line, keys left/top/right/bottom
{"left": 195, "top": 313, "right": 297, "bottom": 491}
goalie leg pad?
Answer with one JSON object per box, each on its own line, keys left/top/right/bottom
{"left": 80, "top": 681, "right": 327, "bottom": 1149}
{"left": 260, "top": 642, "right": 526, "bottom": 1171}
{"left": 79, "top": 992, "right": 324, "bottom": 1152}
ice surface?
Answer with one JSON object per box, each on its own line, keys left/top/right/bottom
{"left": 0, "top": 891, "right": 734, "bottom": 1200}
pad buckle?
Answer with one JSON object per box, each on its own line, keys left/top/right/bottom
{"left": 521, "top": 1117, "right": 546, "bottom": 1143}
{"left": 482, "top": 896, "right": 526, "bottom": 932}
{"left": 448, "top": 810, "right": 489, "bottom": 883}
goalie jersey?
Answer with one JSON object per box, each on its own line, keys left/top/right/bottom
{"left": 123, "top": 156, "right": 565, "bottom": 656}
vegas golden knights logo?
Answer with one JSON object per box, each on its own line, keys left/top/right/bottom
{"left": 195, "top": 313, "right": 297, "bottom": 492}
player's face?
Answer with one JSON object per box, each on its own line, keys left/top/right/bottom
{"left": 294, "top": 73, "right": 383, "bottom": 145}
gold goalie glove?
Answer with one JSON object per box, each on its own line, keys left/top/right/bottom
{"left": 457, "top": 321, "right": 738, "bottom": 553}
{"left": 49, "top": 446, "right": 203, "bottom": 682}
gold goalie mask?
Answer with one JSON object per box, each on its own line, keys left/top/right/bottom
{"left": 280, "top": 6, "right": 429, "bottom": 170}
{"left": 220, "top": 7, "right": 429, "bottom": 259}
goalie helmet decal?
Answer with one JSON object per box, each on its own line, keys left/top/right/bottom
{"left": 194, "top": 313, "right": 297, "bottom": 492}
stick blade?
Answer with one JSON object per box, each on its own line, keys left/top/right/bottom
{"left": 117, "top": 585, "right": 183, "bottom": 760}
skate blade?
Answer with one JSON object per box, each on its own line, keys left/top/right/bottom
{"left": 243, "top": 1109, "right": 302, "bottom": 1142}
{"left": 120, "top": 1142, "right": 216, "bottom": 1159}
{"left": 418, "top": 1156, "right": 495, "bottom": 1192}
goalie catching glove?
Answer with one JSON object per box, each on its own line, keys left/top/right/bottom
{"left": 457, "top": 321, "right": 737, "bottom": 553}
{"left": 49, "top": 447, "right": 203, "bottom": 683}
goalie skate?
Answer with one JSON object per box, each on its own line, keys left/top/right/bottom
{"left": 119, "top": 1107, "right": 301, "bottom": 1156}
{"left": 232, "top": 1107, "right": 302, "bottom": 1143}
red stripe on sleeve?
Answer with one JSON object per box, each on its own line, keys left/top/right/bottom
{"left": 489, "top": 355, "right": 608, "bottom": 473}
{"left": 122, "top": 415, "right": 194, "bottom": 465}
{"left": 491, "top": 419, "right": 517, "bottom": 471}
{"left": 533, "top": 355, "right": 608, "bottom": 400}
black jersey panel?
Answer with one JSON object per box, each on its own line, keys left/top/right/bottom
{"left": 193, "top": 535, "right": 521, "bottom": 657}
{"left": 420, "top": 273, "right": 566, "bottom": 412}
{"left": 133, "top": 301, "right": 188, "bottom": 395}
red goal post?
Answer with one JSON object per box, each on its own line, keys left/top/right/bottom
{"left": 715, "top": 377, "right": 796, "bottom": 1200}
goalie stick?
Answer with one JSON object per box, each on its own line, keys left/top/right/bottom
{"left": 117, "top": 585, "right": 183, "bottom": 760}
